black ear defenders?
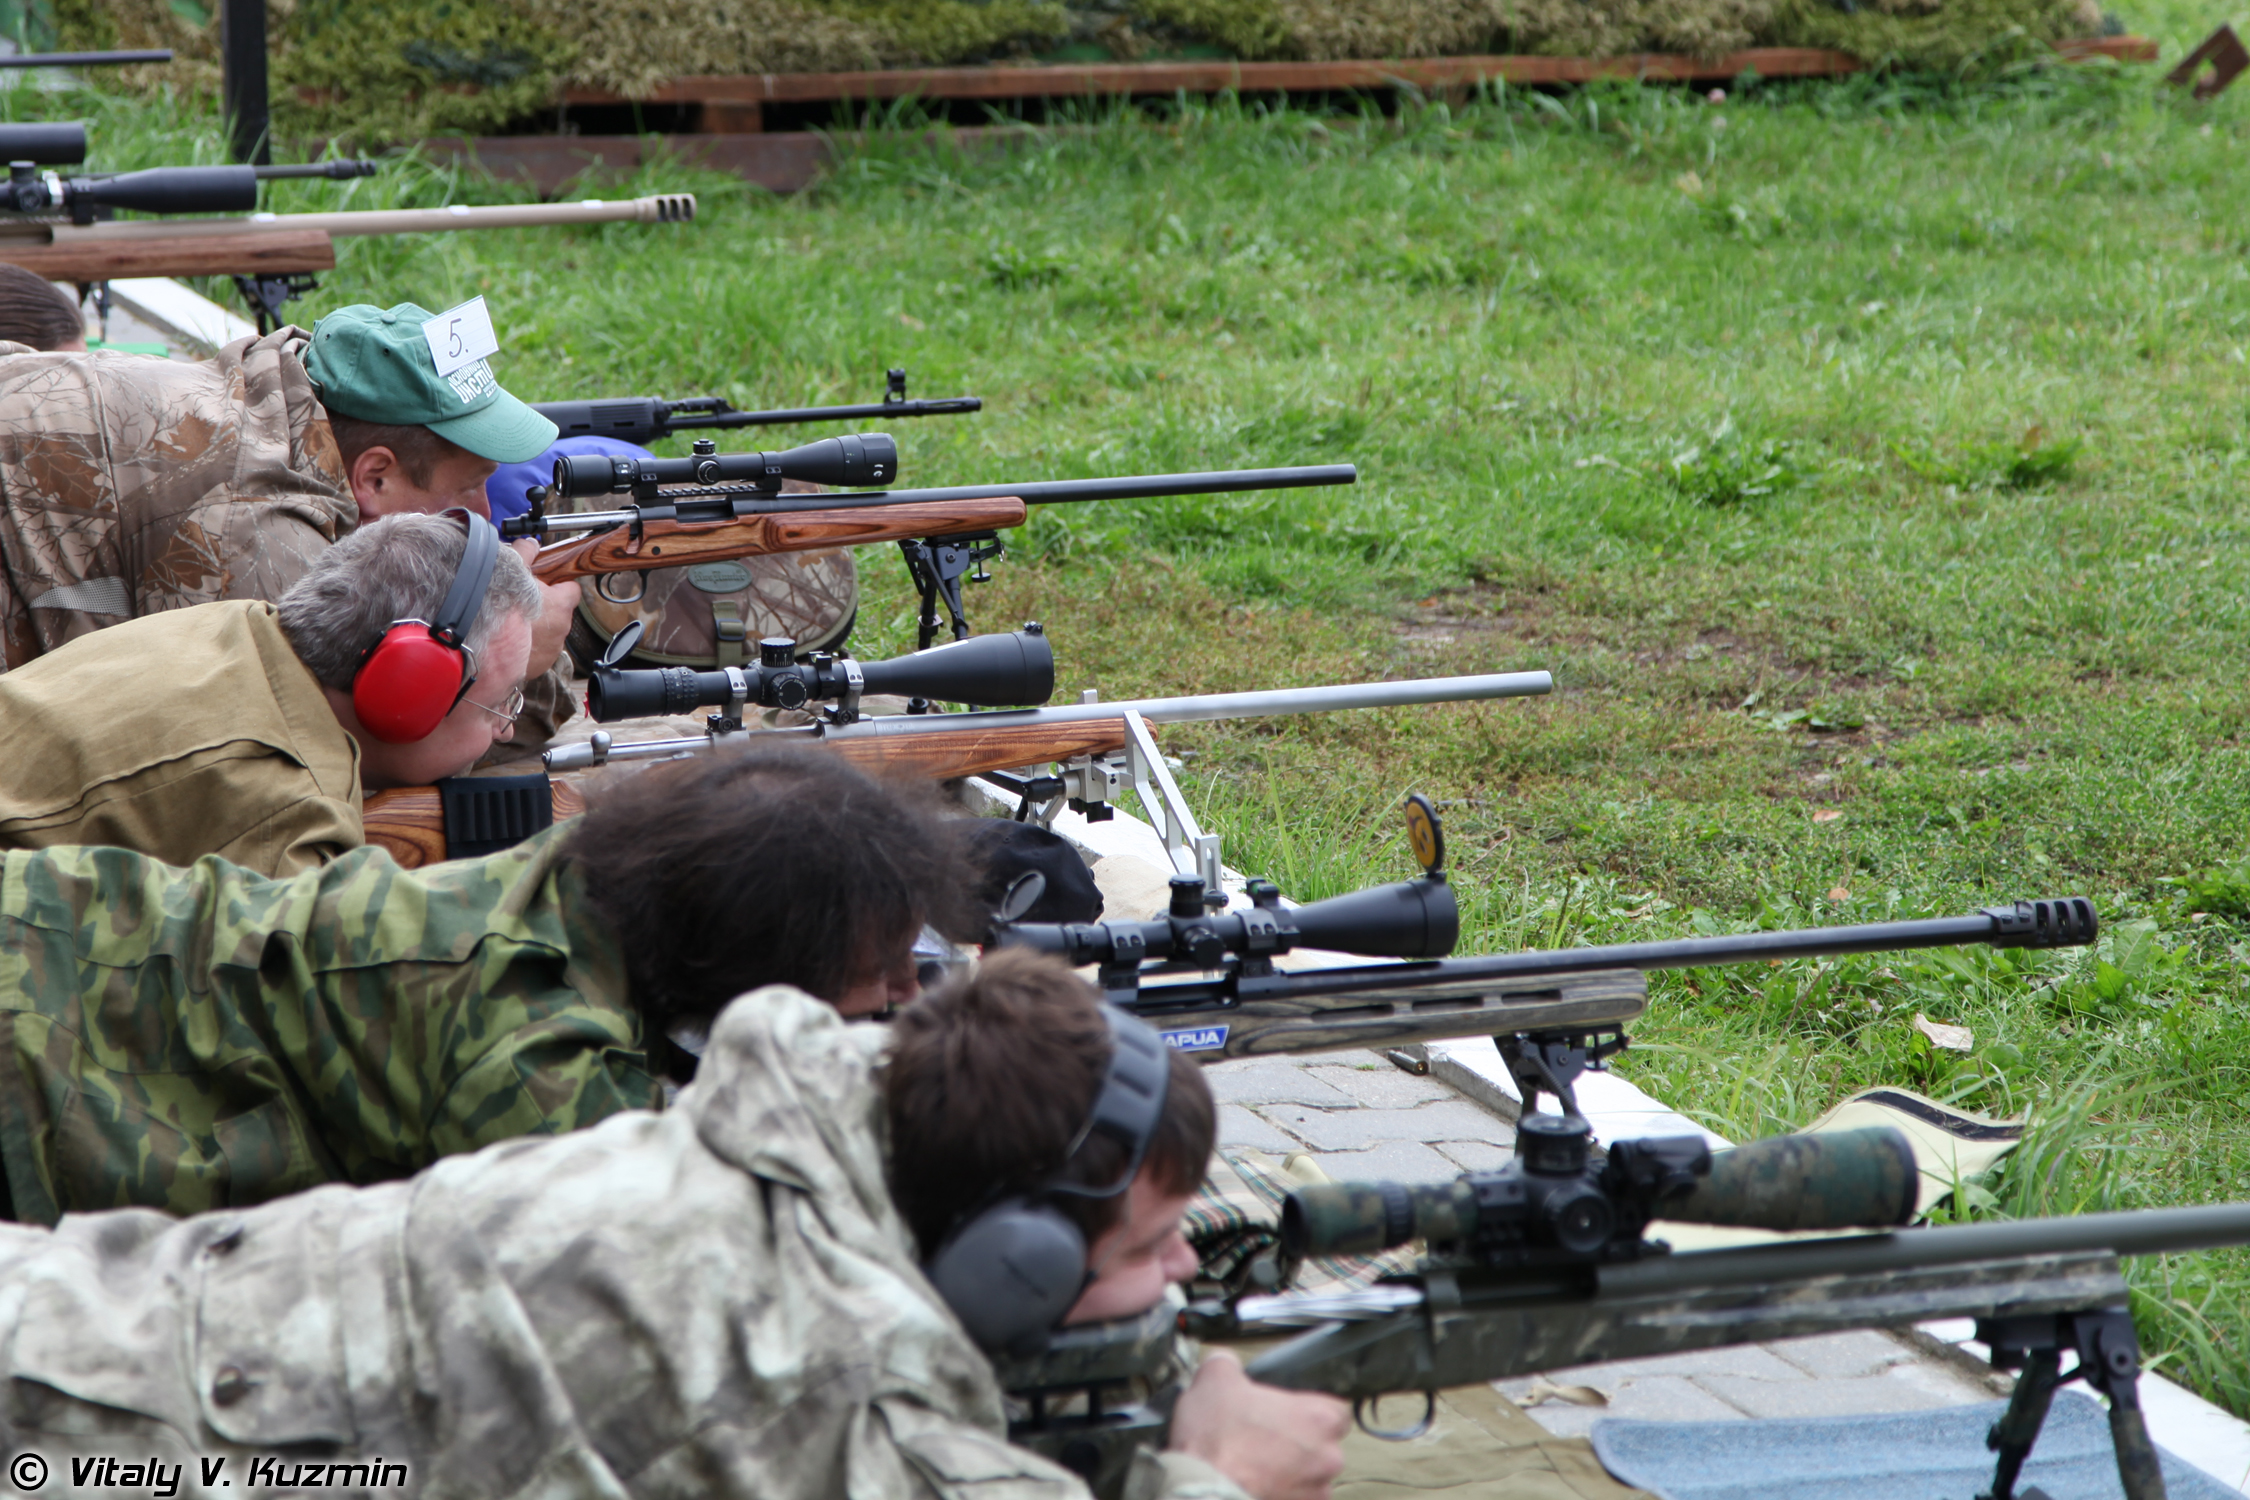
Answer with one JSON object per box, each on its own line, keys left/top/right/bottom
{"left": 349, "top": 509, "right": 502, "bottom": 743}
{"left": 925, "top": 1004, "right": 1171, "bottom": 1355}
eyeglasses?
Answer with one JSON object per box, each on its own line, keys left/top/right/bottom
{"left": 463, "top": 684, "right": 526, "bottom": 728}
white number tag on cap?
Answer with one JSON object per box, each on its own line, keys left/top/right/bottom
{"left": 424, "top": 295, "right": 500, "bottom": 377}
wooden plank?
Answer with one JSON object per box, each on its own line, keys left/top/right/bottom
{"left": 0, "top": 228, "right": 333, "bottom": 281}
{"left": 425, "top": 133, "right": 832, "bottom": 195}
{"left": 555, "top": 40, "right": 2153, "bottom": 109}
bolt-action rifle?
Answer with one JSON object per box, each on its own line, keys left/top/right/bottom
{"left": 551, "top": 650, "right": 1552, "bottom": 888}
{"left": 502, "top": 430, "right": 1357, "bottom": 647}
{"left": 986, "top": 810, "right": 2117, "bottom": 1498}
{"left": 358, "top": 626, "right": 1059, "bottom": 868}
{"left": 533, "top": 367, "right": 982, "bottom": 445}
{"left": 0, "top": 144, "right": 694, "bottom": 329}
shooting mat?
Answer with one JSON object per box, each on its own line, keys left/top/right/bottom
{"left": 1591, "top": 1390, "right": 2241, "bottom": 1500}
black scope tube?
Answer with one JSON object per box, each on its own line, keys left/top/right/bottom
{"left": 0, "top": 122, "right": 85, "bottom": 164}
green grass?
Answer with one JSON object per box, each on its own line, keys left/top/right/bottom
{"left": 17, "top": 33, "right": 2250, "bottom": 1409}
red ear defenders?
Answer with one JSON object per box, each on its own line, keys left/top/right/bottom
{"left": 349, "top": 509, "right": 502, "bottom": 744}
{"left": 924, "top": 1005, "right": 1171, "bottom": 1355}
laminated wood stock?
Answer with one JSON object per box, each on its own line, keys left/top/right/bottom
{"left": 823, "top": 719, "right": 1132, "bottom": 781}
{"left": 530, "top": 497, "right": 1028, "bottom": 584}
{"left": 0, "top": 228, "right": 335, "bottom": 281}
{"left": 362, "top": 779, "right": 587, "bottom": 869}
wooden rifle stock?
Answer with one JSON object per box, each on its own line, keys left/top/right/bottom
{"left": 530, "top": 497, "right": 1027, "bottom": 585}
{"left": 0, "top": 228, "right": 335, "bottom": 281}
{"left": 362, "top": 779, "right": 586, "bottom": 869}
{"left": 820, "top": 718, "right": 1131, "bottom": 781}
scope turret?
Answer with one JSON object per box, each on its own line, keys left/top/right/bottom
{"left": 553, "top": 432, "right": 898, "bottom": 499}
{"left": 1282, "top": 1124, "right": 1918, "bottom": 1269}
{"left": 586, "top": 626, "right": 1053, "bottom": 725}
{"left": 994, "top": 871, "right": 1458, "bottom": 972}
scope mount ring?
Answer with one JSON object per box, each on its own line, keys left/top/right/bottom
{"left": 1354, "top": 1391, "right": 1436, "bottom": 1443}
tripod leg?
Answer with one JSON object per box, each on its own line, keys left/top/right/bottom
{"left": 1980, "top": 1348, "right": 2061, "bottom": 1500}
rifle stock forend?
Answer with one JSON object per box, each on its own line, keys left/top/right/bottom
{"left": 586, "top": 627, "right": 1055, "bottom": 722}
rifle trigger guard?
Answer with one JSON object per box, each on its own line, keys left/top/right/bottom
{"left": 1353, "top": 1392, "right": 1436, "bottom": 1443}
{"left": 595, "top": 570, "right": 649, "bottom": 605}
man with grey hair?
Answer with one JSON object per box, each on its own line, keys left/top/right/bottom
{"left": 0, "top": 512, "right": 542, "bottom": 876}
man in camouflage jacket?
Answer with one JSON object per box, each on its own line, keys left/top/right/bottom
{"left": 0, "top": 747, "right": 970, "bottom": 1226}
{"left": 0, "top": 304, "right": 584, "bottom": 738}
{"left": 0, "top": 983, "right": 1345, "bottom": 1500}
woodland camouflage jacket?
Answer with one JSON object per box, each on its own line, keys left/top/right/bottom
{"left": 0, "top": 824, "right": 650, "bottom": 1225}
{"left": 0, "top": 990, "right": 1243, "bottom": 1500}
{"left": 0, "top": 329, "right": 352, "bottom": 671}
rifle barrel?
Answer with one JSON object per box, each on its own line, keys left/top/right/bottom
{"left": 30, "top": 194, "right": 697, "bottom": 243}
{"left": 0, "top": 49, "right": 171, "bottom": 67}
{"left": 1237, "top": 900, "right": 2095, "bottom": 1002}
{"left": 543, "top": 669, "right": 1552, "bottom": 771}
{"left": 1599, "top": 1200, "right": 2250, "bottom": 1299}
{"left": 691, "top": 397, "right": 985, "bottom": 428}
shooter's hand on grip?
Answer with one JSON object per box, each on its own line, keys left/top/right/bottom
{"left": 1170, "top": 1351, "right": 1349, "bottom": 1500}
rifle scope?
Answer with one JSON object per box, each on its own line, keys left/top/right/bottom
{"left": 3, "top": 163, "right": 257, "bottom": 222}
{"left": 998, "top": 871, "right": 1459, "bottom": 969}
{"left": 586, "top": 627, "right": 1054, "bottom": 724}
{"left": 1283, "top": 1123, "right": 1918, "bottom": 1263}
{"left": 554, "top": 433, "right": 897, "bottom": 497}
{"left": 0, "top": 123, "right": 84, "bottom": 165}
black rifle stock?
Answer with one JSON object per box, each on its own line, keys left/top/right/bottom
{"left": 992, "top": 882, "right": 2122, "bottom": 1499}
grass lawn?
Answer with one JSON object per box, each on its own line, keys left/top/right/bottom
{"left": 15, "top": 13, "right": 2250, "bottom": 1408}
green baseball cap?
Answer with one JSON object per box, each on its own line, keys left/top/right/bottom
{"left": 303, "top": 302, "right": 556, "bottom": 464}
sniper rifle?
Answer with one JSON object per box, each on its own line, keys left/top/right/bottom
{"left": 358, "top": 626, "right": 1057, "bottom": 867}
{"left": 549, "top": 650, "right": 1553, "bottom": 889}
{"left": 0, "top": 164, "right": 695, "bottom": 329}
{"left": 502, "top": 431, "right": 1357, "bottom": 647}
{"left": 533, "top": 367, "right": 981, "bottom": 445}
{"left": 988, "top": 797, "right": 2091, "bottom": 1075}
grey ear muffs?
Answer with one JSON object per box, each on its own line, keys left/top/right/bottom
{"left": 926, "top": 1004, "right": 1170, "bottom": 1355}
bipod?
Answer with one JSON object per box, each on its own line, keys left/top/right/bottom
{"left": 1976, "top": 1307, "right": 2167, "bottom": 1500}
{"left": 898, "top": 532, "right": 1004, "bottom": 652}
{"left": 1496, "top": 1028, "right": 1629, "bottom": 1121}
{"left": 234, "top": 272, "right": 321, "bottom": 334}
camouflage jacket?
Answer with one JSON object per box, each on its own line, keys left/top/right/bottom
{"left": 0, "top": 824, "right": 648, "bottom": 1225}
{"left": 0, "top": 990, "right": 1245, "bottom": 1500}
{"left": 0, "top": 332, "right": 575, "bottom": 740}
{"left": 0, "top": 329, "right": 352, "bottom": 671}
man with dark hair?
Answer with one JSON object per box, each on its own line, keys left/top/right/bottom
{"left": 0, "top": 945, "right": 1346, "bottom": 1499}
{"left": 0, "top": 264, "right": 84, "bottom": 352}
{"left": 0, "top": 511, "right": 543, "bottom": 875}
{"left": 0, "top": 747, "right": 982, "bottom": 1225}
{"left": 0, "top": 300, "right": 582, "bottom": 743}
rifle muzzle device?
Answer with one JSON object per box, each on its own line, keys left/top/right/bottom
{"left": 585, "top": 623, "right": 1054, "bottom": 728}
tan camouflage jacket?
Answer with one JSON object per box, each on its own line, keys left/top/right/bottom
{"left": 0, "top": 332, "right": 574, "bottom": 740}
{"left": 0, "top": 990, "right": 1246, "bottom": 1500}
{"left": 0, "top": 330, "right": 351, "bottom": 670}
{"left": 0, "top": 824, "right": 649, "bottom": 1226}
